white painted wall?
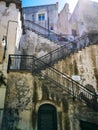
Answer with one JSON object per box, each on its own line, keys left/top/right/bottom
{"left": 0, "top": 1, "right": 22, "bottom": 66}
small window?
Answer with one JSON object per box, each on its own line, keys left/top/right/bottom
{"left": 50, "top": 26, "right": 54, "bottom": 30}
{"left": 38, "top": 14, "right": 45, "bottom": 21}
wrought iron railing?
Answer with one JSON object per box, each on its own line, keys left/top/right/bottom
{"left": 24, "top": 20, "right": 59, "bottom": 43}
{"left": 24, "top": 21, "right": 98, "bottom": 48}
{"left": 31, "top": 34, "right": 91, "bottom": 70}
{"left": 7, "top": 33, "right": 98, "bottom": 111}
{"left": 7, "top": 33, "right": 96, "bottom": 73}
{"left": 32, "top": 56, "right": 98, "bottom": 111}
{"left": 33, "top": 33, "right": 98, "bottom": 70}
{"left": 24, "top": 20, "right": 78, "bottom": 44}
{"left": 7, "top": 55, "right": 34, "bottom": 72}
{"left": 7, "top": 54, "right": 98, "bottom": 111}
{"left": 41, "top": 72, "right": 98, "bottom": 111}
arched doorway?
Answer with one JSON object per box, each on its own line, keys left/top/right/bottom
{"left": 37, "top": 104, "right": 58, "bottom": 130}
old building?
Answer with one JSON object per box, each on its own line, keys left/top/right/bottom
{"left": 23, "top": 2, "right": 58, "bottom": 32}
{"left": 0, "top": 0, "right": 98, "bottom": 130}
{"left": 69, "top": 0, "right": 98, "bottom": 36}
{"left": 56, "top": 3, "right": 70, "bottom": 34}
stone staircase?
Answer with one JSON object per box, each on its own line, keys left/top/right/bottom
{"left": 8, "top": 34, "right": 93, "bottom": 73}
{"left": 8, "top": 48, "right": 98, "bottom": 112}
{"left": 7, "top": 21, "right": 98, "bottom": 111}
{"left": 33, "top": 56, "right": 98, "bottom": 112}
{"left": 24, "top": 20, "right": 63, "bottom": 43}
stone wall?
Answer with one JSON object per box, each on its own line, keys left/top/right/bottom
{"left": 3, "top": 72, "right": 70, "bottom": 130}
{"left": 20, "top": 30, "right": 59, "bottom": 57}
{"left": 4, "top": 51, "right": 98, "bottom": 130}
{"left": 52, "top": 45, "right": 98, "bottom": 91}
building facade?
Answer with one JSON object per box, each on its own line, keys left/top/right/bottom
{"left": 56, "top": 3, "right": 70, "bottom": 35}
{"left": 23, "top": 3, "right": 58, "bottom": 32}
{"left": 69, "top": 0, "right": 98, "bottom": 36}
{"left": 0, "top": 0, "right": 98, "bottom": 130}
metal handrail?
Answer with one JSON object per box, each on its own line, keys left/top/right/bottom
{"left": 7, "top": 32, "right": 98, "bottom": 111}
{"left": 24, "top": 20, "right": 77, "bottom": 43}
{"left": 32, "top": 34, "right": 90, "bottom": 70}
{"left": 7, "top": 54, "right": 98, "bottom": 111}
{"left": 32, "top": 56, "right": 98, "bottom": 111}
{"left": 25, "top": 20, "right": 56, "bottom": 34}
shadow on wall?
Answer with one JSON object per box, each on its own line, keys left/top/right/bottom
{"left": 80, "top": 120, "right": 98, "bottom": 130}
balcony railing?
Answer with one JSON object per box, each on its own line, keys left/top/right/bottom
{"left": 7, "top": 55, "right": 35, "bottom": 72}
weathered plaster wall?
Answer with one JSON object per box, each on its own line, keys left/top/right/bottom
{"left": 53, "top": 45, "right": 98, "bottom": 91}
{"left": 23, "top": 3, "right": 58, "bottom": 31}
{"left": 56, "top": 3, "right": 70, "bottom": 34}
{"left": 4, "top": 72, "right": 70, "bottom": 130}
{"left": 4, "top": 55, "right": 98, "bottom": 130}
{"left": 69, "top": 0, "right": 98, "bottom": 36}
{"left": 0, "top": 1, "right": 22, "bottom": 67}
{"left": 0, "top": 1, "right": 22, "bottom": 129}
{"left": 68, "top": 100, "right": 98, "bottom": 130}
{"left": 20, "top": 30, "right": 59, "bottom": 57}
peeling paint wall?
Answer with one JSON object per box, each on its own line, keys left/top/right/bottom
{"left": 20, "top": 30, "right": 59, "bottom": 57}
{"left": 4, "top": 72, "right": 70, "bottom": 130}
{"left": 0, "top": 1, "right": 22, "bottom": 129}
{"left": 0, "top": 1, "right": 22, "bottom": 68}
{"left": 52, "top": 45, "right": 98, "bottom": 91}
{"left": 56, "top": 3, "right": 70, "bottom": 34}
{"left": 4, "top": 59, "right": 98, "bottom": 130}
{"left": 23, "top": 3, "right": 58, "bottom": 31}
{"left": 69, "top": 0, "right": 98, "bottom": 36}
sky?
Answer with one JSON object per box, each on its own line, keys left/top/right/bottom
{"left": 22, "top": 0, "right": 98, "bottom": 13}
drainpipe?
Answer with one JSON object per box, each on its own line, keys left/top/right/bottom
{"left": 47, "top": 6, "right": 50, "bottom": 36}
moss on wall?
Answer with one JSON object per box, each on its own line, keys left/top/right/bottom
{"left": 73, "top": 60, "right": 79, "bottom": 75}
{"left": 69, "top": 63, "right": 73, "bottom": 73}
{"left": 94, "top": 68, "right": 98, "bottom": 90}
{"left": 58, "top": 112, "right": 63, "bottom": 130}
{"left": 64, "top": 113, "right": 70, "bottom": 130}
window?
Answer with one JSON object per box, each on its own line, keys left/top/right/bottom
{"left": 50, "top": 26, "right": 54, "bottom": 30}
{"left": 38, "top": 14, "right": 45, "bottom": 21}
